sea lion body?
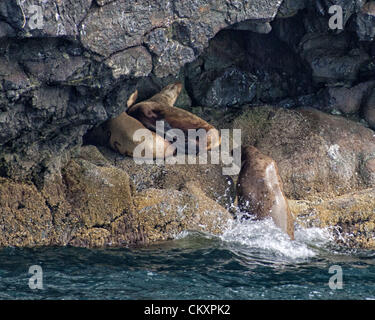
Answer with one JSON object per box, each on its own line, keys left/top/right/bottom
{"left": 107, "top": 112, "right": 174, "bottom": 158}
{"left": 237, "top": 146, "right": 294, "bottom": 239}
{"left": 84, "top": 89, "right": 173, "bottom": 159}
{"left": 127, "top": 102, "right": 221, "bottom": 152}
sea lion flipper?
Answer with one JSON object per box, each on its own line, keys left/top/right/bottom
{"left": 127, "top": 90, "right": 138, "bottom": 109}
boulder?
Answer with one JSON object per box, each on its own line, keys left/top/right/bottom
{"left": 322, "top": 81, "right": 375, "bottom": 114}
{"left": 363, "top": 89, "right": 375, "bottom": 129}
{"left": 97, "top": 146, "right": 236, "bottom": 210}
{"left": 233, "top": 106, "right": 375, "bottom": 200}
{"left": 132, "top": 185, "right": 232, "bottom": 242}
{"left": 356, "top": 1, "right": 375, "bottom": 41}
{"left": 0, "top": 151, "right": 139, "bottom": 247}
{"left": 0, "top": 178, "right": 54, "bottom": 247}
{"left": 277, "top": 0, "right": 307, "bottom": 18}
{"left": 290, "top": 188, "right": 375, "bottom": 249}
{"left": 61, "top": 159, "right": 134, "bottom": 229}
{"left": 300, "top": 33, "right": 369, "bottom": 85}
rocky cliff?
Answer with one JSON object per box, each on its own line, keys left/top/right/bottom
{"left": 1, "top": 0, "right": 375, "bottom": 248}
{"left": 0, "top": 0, "right": 284, "bottom": 182}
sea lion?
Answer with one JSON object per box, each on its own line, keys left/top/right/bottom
{"left": 127, "top": 83, "right": 221, "bottom": 152}
{"left": 145, "top": 82, "right": 183, "bottom": 107}
{"left": 236, "top": 146, "right": 295, "bottom": 240}
{"left": 106, "top": 112, "right": 174, "bottom": 158}
{"left": 84, "top": 89, "right": 174, "bottom": 159}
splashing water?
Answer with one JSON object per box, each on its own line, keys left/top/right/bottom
{"left": 176, "top": 216, "right": 333, "bottom": 263}
{"left": 0, "top": 213, "right": 374, "bottom": 300}
{"left": 220, "top": 218, "right": 332, "bottom": 261}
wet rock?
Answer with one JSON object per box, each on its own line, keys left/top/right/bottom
{"left": 196, "top": 68, "right": 258, "bottom": 108}
{"left": 132, "top": 186, "right": 232, "bottom": 242}
{"left": 1, "top": 0, "right": 93, "bottom": 37}
{"left": 69, "top": 228, "right": 111, "bottom": 248}
{"left": 356, "top": 1, "right": 375, "bottom": 41}
{"left": 104, "top": 46, "right": 153, "bottom": 79}
{"left": 0, "top": 178, "right": 54, "bottom": 247}
{"left": 290, "top": 188, "right": 375, "bottom": 249}
{"left": 322, "top": 81, "right": 375, "bottom": 114}
{"left": 62, "top": 159, "right": 134, "bottom": 229}
{"left": 233, "top": 106, "right": 375, "bottom": 200}
{"left": 98, "top": 147, "right": 236, "bottom": 210}
{"left": 277, "top": 0, "right": 307, "bottom": 18}
{"left": 300, "top": 33, "right": 370, "bottom": 85}
{"left": 228, "top": 20, "right": 272, "bottom": 34}
{"left": 363, "top": 89, "right": 375, "bottom": 129}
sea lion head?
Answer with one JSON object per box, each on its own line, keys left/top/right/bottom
{"left": 148, "top": 82, "right": 183, "bottom": 107}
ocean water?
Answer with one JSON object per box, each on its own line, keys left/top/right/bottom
{"left": 0, "top": 218, "right": 374, "bottom": 300}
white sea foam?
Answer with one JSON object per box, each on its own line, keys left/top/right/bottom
{"left": 220, "top": 217, "right": 333, "bottom": 261}
{"left": 175, "top": 217, "right": 333, "bottom": 261}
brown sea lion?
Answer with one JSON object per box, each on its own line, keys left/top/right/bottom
{"left": 146, "top": 82, "right": 183, "bottom": 107}
{"left": 236, "top": 146, "right": 295, "bottom": 240}
{"left": 127, "top": 83, "right": 220, "bottom": 152}
{"left": 85, "top": 89, "right": 174, "bottom": 159}
{"left": 106, "top": 112, "right": 174, "bottom": 158}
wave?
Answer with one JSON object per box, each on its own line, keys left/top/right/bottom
{"left": 175, "top": 216, "right": 333, "bottom": 263}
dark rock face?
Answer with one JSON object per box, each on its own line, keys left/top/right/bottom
{"left": 185, "top": 27, "right": 314, "bottom": 108}
{"left": 356, "top": 1, "right": 375, "bottom": 41}
{"left": 363, "top": 89, "right": 375, "bottom": 128}
{"left": 0, "top": 0, "right": 283, "bottom": 181}
{"left": 233, "top": 106, "right": 375, "bottom": 200}
{"left": 300, "top": 33, "right": 369, "bottom": 85}
{"left": 322, "top": 81, "right": 375, "bottom": 114}
{"left": 1, "top": 0, "right": 375, "bottom": 182}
